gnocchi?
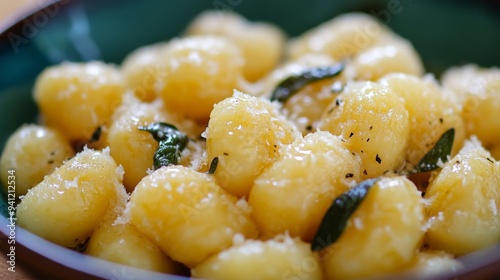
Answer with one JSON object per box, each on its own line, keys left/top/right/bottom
{"left": 424, "top": 138, "right": 500, "bottom": 256}
{"left": 206, "top": 91, "right": 298, "bottom": 198}
{"left": 319, "top": 81, "right": 409, "bottom": 178}
{"left": 16, "top": 148, "right": 127, "bottom": 248}
{"left": 1, "top": 9, "right": 498, "bottom": 280}
{"left": 33, "top": 61, "right": 125, "bottom": 141}
{"left": 0, "top": 124, "right": 74, "bottom": 196}
{"left": 192, "top": 234, "right": 323, "bottom": 280}
{"left": 127, "top": 165, "right": 257, "bottom": 267}
{"left": 320, "top": 177, "right": 425, "bottom": 279}
{"left": 249, "top": 131, "right": 360, "bottom": 241}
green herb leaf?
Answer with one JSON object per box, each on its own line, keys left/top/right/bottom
{"left": 270, "top": 61, "right": 345, "bottom": 103}
{"left": 207, "top": 157, "right": 219, "bottom": 174}
{"left": 414, "top": 128, "right": 455, "bottom": 173}
{"left": 89, "top": 126, "right": 102, "bottom": 143}
{"left": 311, "top": 178, "right": 379, "bottom": 252}
{"left": 138, "top": 122, "right": 189, "bottom": 170}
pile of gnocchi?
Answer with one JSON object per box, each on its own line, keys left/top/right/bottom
{"left": 1, "top": 10, "right": 500, "bottom": 280}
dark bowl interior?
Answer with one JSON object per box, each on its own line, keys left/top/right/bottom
{"left": 0, "top": 0, "right": 499, "bottom": 279}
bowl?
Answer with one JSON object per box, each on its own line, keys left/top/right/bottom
{"left": 0, "top": 0, "right": 500, "bottom": 279}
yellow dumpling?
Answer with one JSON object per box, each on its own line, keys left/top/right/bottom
{"left": 128, "top": 165, "right": 257, "bottom": 267}
{"left": 321, "top": 177, "right": 424, "bottom": 279}
{"left": 33, "top": 61, "right": 125, "bottom": 141}
{"left": 379, "top": 73, "right": 465, "bottom": 167}
{"left": 260, "top": 54, "right": 345, "bottom": 134}
{"left": 104, "top": 95, "right": 174, "bottom": 191}
{"left": 249, "top": 131, "right": 360, "bottom": 241}
{"left": 351, "top": 34, "right": 424, "bottom": 81}
{"left": 121, "top": 43, "right": 170, "bottom": 102}
{"left": 206, "top": 91, "right": 299, "bottom": 198}
{"left": 86, "top": 220, "right": 181, "bottom": 274}
{"left": 0, "top": 124, "right": 74, "bottom": 196}
{"left": 157, "top": 36, "right": 244, "bottom": 123}
{"left": 192, "top": 235, "right": 323, "bottom": 280}
{"left": 319, "top": 81, "right": 409, "bottom": 178}
{"left": 441, "top": 65, "right": 500, "bottom": 148}
{"left": 424, "top": 137, "right": 500, "bottom": 256}
{"left": 16, "top": 148, "right": 127, "bottom": 248}
{"left": 287, "top": 13, "right": 389, "bottom": 60}
{"left": 186, "top": 10, "right": 285, "bottom": 82}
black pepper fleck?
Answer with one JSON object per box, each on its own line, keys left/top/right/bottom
{"left": 48, "top": 160, "right": 54, "bottom": 164}
{"left": 306, "top": 125, "right": 313, "bottom": 131}
{"left": 223, "top": 152, "right": 229, "bottom": 156}
{"left": 375, "top": 154, "right": 382, "bottom": 164}
{"left": 363, "top": 170, "right": 368, "bottom": 175}
{"left": 487, "top": 157, "right": 494, "bottom": 163}
{"left": 369, "top": 125, "right": 373, "bottom": 130}
{"left": 439, "top": 118, "right": 443, "bottom": 124}
{"left": 349, "top": 132, "right": 354, "bottom": 138}
{"left": 366, "top": 138, "right": 370, "bottom": 142}
{"left": 345, "top": 173, "right": 354, "bottom": 178}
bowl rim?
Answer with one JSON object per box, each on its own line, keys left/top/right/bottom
{"left": 0, "top": 0, "right": 58, "bottom": 38}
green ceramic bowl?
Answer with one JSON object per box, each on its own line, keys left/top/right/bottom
{"left": 0, "top": 0, "right": 499, "bottom": 279}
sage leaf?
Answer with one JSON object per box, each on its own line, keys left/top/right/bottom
{"left": 311, "top": 178, "right": 379, "bottom": 252}
{"left": 207, "top": 157, "right": 219, "bottom": 174}
{"left": 270, "top": 61, "right": 345, "bottom": 104}
{"left": 89, "top": 126, "right": 102, "bottom": 143}
{"left": 138, "top": 122, "right": 189, "bottom": 170}
{"left": 414, "top": 128, "right": 455, "bottom": 173}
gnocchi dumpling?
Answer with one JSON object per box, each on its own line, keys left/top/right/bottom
{"left": 127, "top": 165, "right": 257, "bottom": 267}
{"left": 16, "top": 148, "right": 127, "bottom": 248}
{"left": 192, "top": 235, "right": 323, "bottom": 280}
{"left": 351, "top": 34, "right": 424, "bottom": 81}
{"left": 319, "top": 81, "right": 409, "bottom": 178}
{"left": 287, "top": 13, "right": 389, "bottom": 60}
{"left": 121, "top": 43, "right": 170, "bottom": 102}
{"left": 441, "top": 65, "right": 500, "bottom": 148}
{"left": 321, "top": 177, "right": 425, "bottom": 279}
{"left": 249, "top": 131, "right": 360, "bottom": 241}
{"left": 186, "top": 10, "right": 285, "bottom": 82}
{"left": 0, "top": 124, "right": 74, "bottom": 196}
{"left": 86, "top": 220, "right": 181, "bottom": 274}
{"left": 33, "top": 61, "right": 125, "bottom": 141}
{"left": 157, "top": 36, "right": 245, "bottom": 123}
{"left": 424, "top": 137, "right": 500, "bottom": 256}
{"left": 206, "top": 91, "right": 299, "bottom": 198}
{"left": 378, "top": 73, "right": 465, "bottom": 167}
{"left": 260, "top": 54, "right": 345, "bottom": 134}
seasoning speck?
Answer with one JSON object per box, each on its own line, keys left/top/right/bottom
{"left": 345, "top": 173, "right": 354, "bottom": 178}
{"left": 375, "top": 154, "right": 382, "bottom": 164}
